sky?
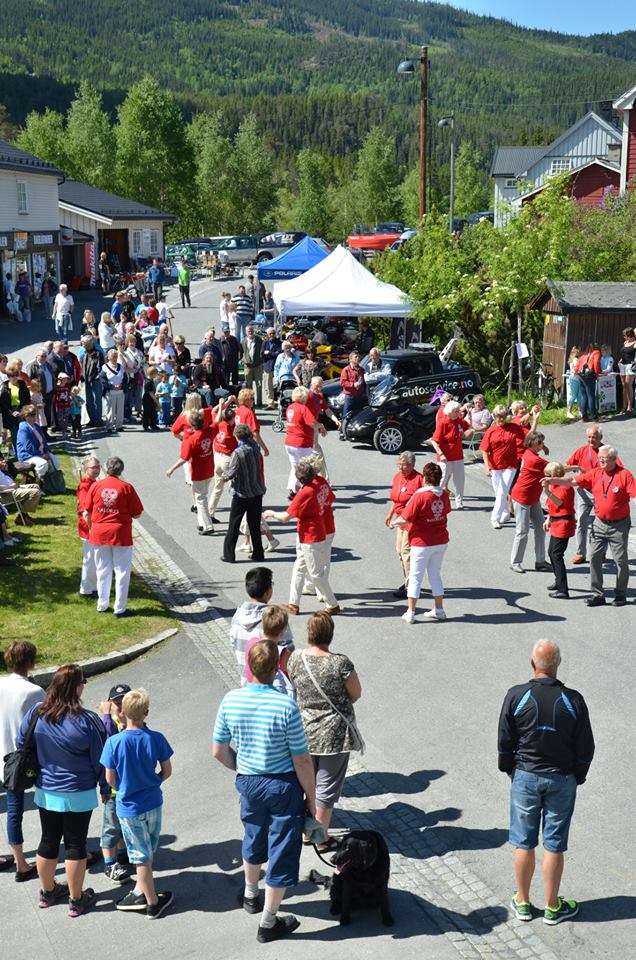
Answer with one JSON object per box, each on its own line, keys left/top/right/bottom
{"left": 444, "top": 1, "right": 636, "bottom": 35}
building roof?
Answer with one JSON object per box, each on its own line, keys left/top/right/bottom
{"left": 58, "top": 180, "right": 175, "bottom": 221}
{"left": 490, "top": 146, "right": 547, "bottom": 178}
{"left": 532, "top": 280, "right": 636, "bottom": 313}
{"left": 512, "top": 158, "right": 620, "bottom": 204}
{"left": 0, "top": 138, "right": 64, "bottom": 178}
{"left": 613, "top": 84, "right": 636, "bottom": 112}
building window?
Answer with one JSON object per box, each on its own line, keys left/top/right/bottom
{"left": 550, "top": 158, "right": 572, "bottom": 174}
{"left": 504, "top": 178, "right": 517, "bottom": 189}
{"left": 132, "top": 230, "right": 141, "bottom": 256}
{"left": 16, "top": 181, "right": 28, "bottom": 214}
{"left": 149, "top": 229, "right": 159, "bottom": 255}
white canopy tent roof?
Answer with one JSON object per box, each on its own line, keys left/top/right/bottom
{"left": 272, "top": 244, "right": 412, "bottom": 317}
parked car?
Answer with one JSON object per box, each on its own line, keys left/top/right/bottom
{"left": 320, "top": 347, "right": 481, "bottom": 453}
{"left": 346, "top": 223, "right": 405, "bottom": 256}
{"left": 216, "top": 232, "right": 307, "bottom": 266}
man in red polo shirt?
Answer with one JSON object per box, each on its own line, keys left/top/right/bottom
{"left": 430, "top": 400, "right": 473, "bottom": 510}
{"left": 166, "top": 409, "right": 218, "bottom": 535}
{"left": 545, "top": 445, "right": 635, "bottom": 607}
{"left": 339, "top": 350, "right": 366, "bottom": 440}
{"left": 85, "top": 456, "right": 143, "bottom": 616}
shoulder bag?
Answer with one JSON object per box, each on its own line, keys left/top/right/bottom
{"left": 3, "top": 707, "right": 40, "bottom": 792}
{"left": 301, "top": 652, "right": 365, "bottom": 754}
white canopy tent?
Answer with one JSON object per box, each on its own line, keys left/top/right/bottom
{"left": 272, "top": 244, "right": 412, "bottom": 318}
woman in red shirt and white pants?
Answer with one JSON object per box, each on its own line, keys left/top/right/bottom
{"left": 284, "top": 386, "right": 320, "bottom": 498}
{"left": 479, "top": 405, "right": 525, "bottom": 528}
{"left": 166, "top": 409, "right": 219, "bottom": 535}
{"left": 84, "top": 457, "right": 143, "bottom": 616}
{"left": 76, "top": 455, "right": 101, "bottom": 597}
{"left": 430, "top": 400, "right": 473, "bottom": 509}
{"left": 391, "top": 461, "right": 451, "bottom": 623}
{"left": 384, "top": 451, "right": 422, "bottom": 599}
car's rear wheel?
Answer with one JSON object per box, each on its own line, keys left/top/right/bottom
{"left": 256, "top": 252, "right": 272, "bottom": 263}
{"left": 373, "top": 423, "right": 405, "bottom": 454}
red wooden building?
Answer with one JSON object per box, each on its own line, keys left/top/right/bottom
{"left": 613, "top": 83, "right": 636, "bottom": 193}
{"left": 516, "top": 158, "right": 620, "bottom": 211}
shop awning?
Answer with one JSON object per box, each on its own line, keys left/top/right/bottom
{"left": 60, "top": 226, "right": 94, "bottom": 245}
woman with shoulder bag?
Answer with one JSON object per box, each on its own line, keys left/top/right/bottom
{"left": 574, "top": 342, "right": 601, "bottom": 421}
{"left": 16, "top": 663, "right": 106, "bottom": 917}
{"left": 287, "top": 612, "right": 362, "bottom": 850}
{"left": 0, "top": 641, "right": 44, "bottom": 880}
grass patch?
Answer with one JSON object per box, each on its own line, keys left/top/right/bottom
{"left": 2, "top": 451, "right": 173, "bottom": 669}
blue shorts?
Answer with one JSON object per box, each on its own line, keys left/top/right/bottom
{"left": 119, "top": 805, "right": 163, "bottom": 865}
{"left": 509, "top": 769, "right": 577, "bottom": 853}
{"left": 100, "top": 796, "right": 123, "bottom": 849}
{"left": 236, "top": 772, "right": 304, "bottom": 888}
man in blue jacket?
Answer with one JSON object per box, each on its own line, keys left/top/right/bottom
{"left": 146, "top": 259, "right": 165, "bottom": 301}
{"left": 498, "top": 639, "right": 594, "bottom": 926}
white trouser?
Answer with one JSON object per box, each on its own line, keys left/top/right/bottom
{"left": 94, "top": 545, "right": 133, "bottom": 614}
{"left": 290, "top": 538, "right": 337, "bottom": 608}
{"left": 183, "top": 460, "right": 192, "bottom": 486}
{"left": 312, "top": 427, "right": 328, "bottom": 479}
{"left": 25, "top": 453, "right": 59, "bottom": 478}
{"left": 304, "top": 532, "right": 334, "bottom": 595}
{"left": 80, "top": 539, "right": 97, "bottom": 595}
{"left": 285, "top": 445, "right": 314, "bottom": 493}
{"left": 262, "top": 370, "right": 275, "bottom": 405}
{"left": 105, "top": 389, "right": 125, "bottom": 430}
{"left": 490, "top": 467, "right": 516, "bottom": 523}
{"left": 192, "top": 478, "right": 213, "bottom": 531}
{"left": 209, "top": 452, "right": 231, "bottom": 516}
{"left": 440, "top": 459, "right": 465, "bottom": 504}
{"left": 408, "top": 543, "right": 447, "bottom": 599}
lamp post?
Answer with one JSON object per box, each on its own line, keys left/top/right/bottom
{"left": 438, "top": 115, "right": 455, "bottom": 233}
{"left": 397, "top": 46, "right": 428, "bottom": 221}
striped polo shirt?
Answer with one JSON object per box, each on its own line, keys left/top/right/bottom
{"left": 213, "top": 683, "right": 308, "bottom": 775}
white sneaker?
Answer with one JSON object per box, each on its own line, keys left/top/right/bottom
{"left": 238, "top": 543, "right": 251, "bottom": 553}
{"left": 401, "top": 610, "right": 415, "bottom": 624}
{"left": 510, "top": 563, "right": 524, "bottom": 574}
{"left": 454, "top": 499, "right": 463, "bottom": 510}
{"left": 265, "top": 538, "right": 280, "bottom": 552}
{"left": 424, "top": 608, "right": 447, "bottom": 620}
{"left": 491, "top": 520, "right": 502, "bottom": 529}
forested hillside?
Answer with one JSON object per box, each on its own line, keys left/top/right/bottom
{"left": 1, "top": 0, "right": 634, "bottom": 164}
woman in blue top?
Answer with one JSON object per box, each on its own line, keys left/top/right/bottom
{"left": 273, "top": 341, "right": 298, "bottom": 388}
{"left": 18, "top": 663, "right": 106, "bottom": 918}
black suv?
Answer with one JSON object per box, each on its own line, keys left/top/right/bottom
{"left": 321, "top": 348, "right": 481, "bottom": 454}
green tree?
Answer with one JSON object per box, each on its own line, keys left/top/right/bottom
{"left": 351, "top": 127, "right": 401, "bottom": 226}
{"left": 286, "top": 149, "right": 332, "bottom": 236}
{"left": 0, "top": 103, "right": 18, "bottom": 141}
{"left": 453, "top": 142, "right": 490, "bottom": 218}
{"left": 224, "top": 115, "right": 276, "bottom": 233}
{"left": 16, "top": 109, "right": 67, "bottom": 170}
{"left": 115, "top": 77, "right": 194, "bottom": 221}
{"left": 65, "top": 82, "right": 115, "bottom": 189}
{"left": 187, "top": 111, "right": 231, "bottom": 234}
{"left": 399, "top": 167, "right": 420, "bottom": 226}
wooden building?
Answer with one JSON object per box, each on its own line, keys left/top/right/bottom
{"left": 532, "top": 280, "right": 636, "bottom": 387}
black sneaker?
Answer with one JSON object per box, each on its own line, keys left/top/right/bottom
{"left": 257, "top": 915, "right": 300, "bottom": 943}
{"left": 104, "top": 862, "right": 131, "bottom": 883}
{"left": 68, "top": 888, "right": 97, "bottom": 918}
{"left": 190, "top": 505, "right": 197, "bottom": 513}
{"left": 237, "top": 891, "right": 263, "bottom": 914}
{"left": 392, "top": 585, "right": 407, "bottom": 599}
{"left": 147, "top": 890, "right": 174, "bottom": 919}
{"left": 211, "top": 516, "right": 221, "bottom": 524}
{"left": 613, "top": 595, "right": 627, "bottom": 607}
{"left": 39, "top": 882, "right": 69, "bottom": 908}
{"left": 116, "top": 891, "right": 148, "bottom": 912}
{"left": 535, "top": 562, "right": 552, "bottom": 572}
{"left": 586, "top": 595, "right": 606, "bottom": 607}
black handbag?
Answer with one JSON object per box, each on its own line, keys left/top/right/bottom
{"left": 3, "top": 707, "right": 40, "bottom": 792}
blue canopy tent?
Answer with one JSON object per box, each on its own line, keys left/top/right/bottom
{"left": 256, "top": 236, "right": 329, "bottom": 282}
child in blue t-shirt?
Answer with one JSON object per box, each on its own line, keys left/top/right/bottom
{"left": 155, "top": 372, "right": 172, "bottom": 427}
{"left": 100, "top": 688, "right": 174, "bottom": 919}
{"left": 169, "top": 371, "right": 188, "bottom": 420}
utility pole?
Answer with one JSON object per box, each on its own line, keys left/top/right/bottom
{"left": 419, "top": 46, "right": 428, "bottom": 220}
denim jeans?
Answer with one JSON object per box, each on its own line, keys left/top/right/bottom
{"left": 578, "top": 377, "right": 597, "bottom": 419}
{"left": 6, "top": 789, "right": 25, "bottom": 845}
{"left": 509, "top": 768, "right": 577, "bottom": 853}
{"left": 341, "top": 394, "right": 365, "bottom": 435}
{"left": 84, "top": 379, "right": 103, "bottom": 425}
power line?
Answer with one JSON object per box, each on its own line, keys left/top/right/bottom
{"left": 429, "top": 93, "right": 621, "bottom": 111}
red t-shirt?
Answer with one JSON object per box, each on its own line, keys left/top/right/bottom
{"left": 54, "top": 384, "right": 72, "bottom": 410}
{"left": 213, "top": 419, "right": 238, "bottom": 455}
{"left": 285, "top": 402, "right": 316, "bottom": 448}
{"left": 307, "top": 391, "right": 328, "bottom": 420}
{"left": 546, "top": 484, "right": 576, "bottom": 539}
{"left": 435, "top": 407, "right": 447, "bottom": 428}
{"left": 171, "top": 406, "right": 216, "bottom": 440}
{"left": 400, "top": 487, "right": 451, "bottom": 547}
{"left": 390, "top": 470, "right": 422, "bottom": 516}
{"left": 480, "top": 422, "right": 525, "bottom": 470}
{"left": 86, "top": 476, "right": 143, "bottom": 546}
{"left": 288, "top": 483, "right": 326, "bottom": 543}
{"left": 566, "top": 443, "right": 598, "bottom": 471}
{"left": 76, "top": 475, "right": 95, "bottom": 540}
{"left": 432, "top": 416, "right": 470, "bottom": 462}
{"left": 311, "top": 475, "right": 336, "bottom": 536}
{"left": 180, "top": 425, "right": 217, "bottom": 481}
{"left": 511, "top": 415, "right": 531, "bottom": 457}
{"left": 576, "top": 466, "right": 636, "bottom": 522}
{"left": 234, "top": 404, "right": 260, "bottom": 433}
{"left": 511, "top": 448, "right": 549, "bottom": 505}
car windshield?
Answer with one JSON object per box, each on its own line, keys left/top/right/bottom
{"left": 369, "top": 374, "right": 397, "bottom": 406}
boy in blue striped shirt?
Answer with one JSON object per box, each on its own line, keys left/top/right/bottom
{"left": 213, "top": 639, "right": 315, "bottom": 944}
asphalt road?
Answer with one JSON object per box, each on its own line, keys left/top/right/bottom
{"left": 2, "top": 276, "right": 634, "bottom": 960}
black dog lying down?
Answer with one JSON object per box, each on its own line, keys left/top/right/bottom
{"left": 309, "top": 829, "right": 394, "bottom": 927}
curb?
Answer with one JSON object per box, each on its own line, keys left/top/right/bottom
{"left": 30, "top": 627, "right": 178, "bottom": 688}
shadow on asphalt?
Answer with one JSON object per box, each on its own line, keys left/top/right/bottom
{"left": 342, "top": 769, "right": 445, "bottom": 799}
{"left": 573, "top": 895, "right": 636, "bottom": 922}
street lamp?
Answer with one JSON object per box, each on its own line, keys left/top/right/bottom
{"left": 438, "top": 115, "right": 455, "bottom": 233}
{"left": 397, "top": 46, "right": 428, "bottom": 221}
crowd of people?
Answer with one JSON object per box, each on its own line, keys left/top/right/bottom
{"left": 0, "top": 283, "right": 633, "bottom": 944}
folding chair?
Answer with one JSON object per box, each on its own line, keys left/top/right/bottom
{"left": 0, "top": 487, "right": 25, "bottom": 524}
